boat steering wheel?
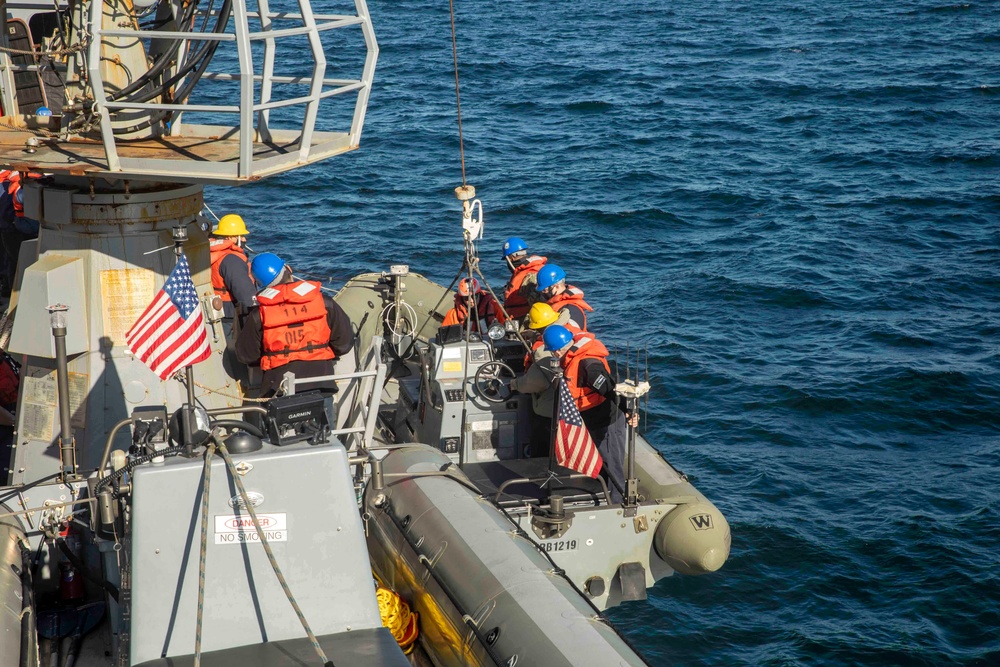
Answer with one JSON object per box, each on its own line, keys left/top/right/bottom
{"left": 474, "top": 361, "right": 516, "bottom": 404}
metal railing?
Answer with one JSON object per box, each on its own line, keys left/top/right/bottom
{"left": 0, "top": 0, "right": 377, "bottom": 183}
{"left": 280, "top": 336, "right": 385, "bottom": 453}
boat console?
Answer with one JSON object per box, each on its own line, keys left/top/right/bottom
{"left": 394, "top": 331, "right": 533, "bottom": 463}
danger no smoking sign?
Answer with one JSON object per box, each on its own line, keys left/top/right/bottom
{"left": 214, "top": 513, "right": 288, "bottom": 545}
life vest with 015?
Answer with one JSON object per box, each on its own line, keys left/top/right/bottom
{"left": 209, "top": 237, "right": 251, "bottom": 303}
{"left": 502, "top": 254, "right": 547, "bottom": 318}
{"left": 257, "top": 281, "right": 335, "bottom": 371}
{"left": 561, "top": 334, "right": 611, "bottom": 412}
{"left": 547, "top": 285, "right": 593, "bottom": 331}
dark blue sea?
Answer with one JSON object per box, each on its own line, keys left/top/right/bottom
{"left": 208, "top": 1, "right": 1000, "bottom": 664}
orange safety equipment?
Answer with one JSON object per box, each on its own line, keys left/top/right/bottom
{"left": 502, "top": 254, "right": 547, "bottom": 319}
{"left": 441, "top": 289, "right": 502, "bottom": 330}
{"left": 547, "top": 285, "right": 594, "bottom": 329}
{"left": 6, "top": 172, "right": 42, "bottom": 218}
{"left": 256, "top": 280, "right": 335, "bottom": 371}
{"left": 209, "top": 237, "right": 251, "bottom": 303}
{"left": 457, "top": 277, "right": 480, "bottom": 297}
{"left": 7, "top": 173, "right": 23, "bottom": 217}
{"left": 523, "top": 337, "right": 545, "bottom": 370}
{"left": 561, "top": 333, "right": 612, "bottom": 412}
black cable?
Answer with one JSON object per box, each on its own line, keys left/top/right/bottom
{"left": 55, "top": 537, "right": 120, "bottom": 603}
{"left": 109, "top": 0, "right": 235, "bottom": 134}
{"left": 121, "top": 1, "right": 232, "bottom": 107}
{"left": 18, "top": 542, "right": 35, "bottom": 667}
{"left": 0, "top": 500, "right": 27, "bottom": 534}
{"left": 212, "top": 420, "right": 264, "bottom": 438}
{"left": 94, "top": 444, "right": 187, "bottom": 496}
{"left": 105, "top": 0, "right": 200, "bottom": 102}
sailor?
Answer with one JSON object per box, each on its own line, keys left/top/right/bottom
{"left": 236, "top": 252, "right": 354, "bottom": 397}
{"left": 508, "top": 303, "right": 576, "bottom": 451}
{"left": 441, "top": 277, "right": 503, "bottom": 332}
{"left": 535, "top": 264, "right": 593, "bottom": 331}
{"left": 501, "top": 237, "right": 547, "bottom": 320}
{"left": 0, "top": 171, "right": 42, "bottom": 298}
{"left": 542, "top": 324, "right": 637, "bottom": 503}
{"left": 209, "top": 213, "right": 257, "bottom": 336}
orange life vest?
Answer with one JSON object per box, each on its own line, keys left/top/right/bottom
{"left": 442, "top": 291, "right": 503, "bottom": 330}
{"left": 503, "top": 254, "right": 547, "bottom": 319}
{"left": 257, "top": 280, "right": 335, "bottom": 371}
{"left": 547, "top": 285, "right": 593, "bottom": 330}
{"left": 524, "top": 338, "right": 544, "bottom": 369}
{"left": 7, "top": 173, "right": 23, "bottom": 217}
{"left": 523, "top": 317, "right": 582, "bottom": 369}
{"left": 209, "top": 237, "right": 251, "bottom": 302}
{"left": 561, "top": 334, "right": 611, "bottom": 412}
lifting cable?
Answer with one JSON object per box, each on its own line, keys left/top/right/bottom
{"left": 448, "top": 0, "right": 467, "bottom": 186}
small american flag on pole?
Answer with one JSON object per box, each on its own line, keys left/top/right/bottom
{"left": 125, "top": 254, "right": 212, "bottom": 380}
{"left": 555, "top": 378, "right": 603, "bottom": 478}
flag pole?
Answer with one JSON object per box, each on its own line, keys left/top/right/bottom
{"left": 172, "top": 225, "right": 198, "bottom": 455}
{"left": 547, "top": 371, "right": 562, "bottom": 474}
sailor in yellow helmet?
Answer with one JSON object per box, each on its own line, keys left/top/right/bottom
{"left": 508, "top": 302, "right": 577, "bottom": 453}
{"left": 209, "top": 213, "right": 256, "bottom": 337}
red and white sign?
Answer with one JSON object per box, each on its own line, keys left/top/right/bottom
{"left": 214, "top": 513, "right": 287, "bottom": 545}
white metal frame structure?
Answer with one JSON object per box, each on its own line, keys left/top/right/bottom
{"left": 0, "top": 0, "right": 378, "bottom": 184}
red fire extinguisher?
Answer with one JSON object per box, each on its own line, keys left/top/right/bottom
{"left": 59, "top": 523, "right": 84, "bottom": 602}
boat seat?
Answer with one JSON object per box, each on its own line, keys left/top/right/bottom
{"left": 463, "top": 457, "right": 609, "bottom": 506}
{"left": 132, "top": 627, "right": 409, "bottom": 667}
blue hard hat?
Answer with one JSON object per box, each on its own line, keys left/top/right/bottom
{"left": 35, "top": 106, "right": 52, "bottom": 117}
{"left": 502, "top": 237, "right": 529, "bottom": 258}
{"left": 535, "top": 264, "right": 566, "bottom": 292}
{"left": 543, "top": 325, "right": 574, "bottom": 352}
{"left": 250, "top": 252, "right": 285, "bottom": 288}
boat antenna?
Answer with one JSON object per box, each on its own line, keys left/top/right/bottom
{"left": 644, "top": 345, "right": 649, "bottom": 432}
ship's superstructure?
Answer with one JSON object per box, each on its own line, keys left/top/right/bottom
{"left": 0, "top": 2, "right": 729, "bottom": 666}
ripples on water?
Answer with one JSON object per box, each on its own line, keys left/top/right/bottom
{"left": 208, "top": 1, "right": 999, "bottom": 664}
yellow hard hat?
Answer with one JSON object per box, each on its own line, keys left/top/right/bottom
{"left": 214, "top": 213, "right": 249, "bottom": 236}
{"left": 527, "top": 302, "right": 559, "bottom": 330}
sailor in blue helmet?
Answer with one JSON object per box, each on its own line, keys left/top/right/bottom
{"left": 235, "top": 253, "right": 354, "bottom": 397}
{"left": 501, "top": 237, "right": 548, "bottom": 319}
{"left": 535, "top": 264, "right": 594, "bottom": 331}
{"left": 543, "top": 324, "right": 637, "bottom": 503}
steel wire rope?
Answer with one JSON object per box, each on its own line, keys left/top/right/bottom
{"left": 448, "top": 0, "right": 467, "bottom": 185}
{"left": 193, "top": 442, "right": 215, "bottom": 667}
{"left": 214, "top": 436, "right": 335, "bottom": 667}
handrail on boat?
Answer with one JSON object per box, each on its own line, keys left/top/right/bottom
{"left": 280, "top": 336, "right": 386, "bottom": 454}
{"left": 495, "top": 473, "right": 612, "bottom": 507}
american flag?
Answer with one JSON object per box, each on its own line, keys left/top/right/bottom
{"left": 125, "top": 254, "right": 212, "bottom": 380}
{"left": 555, "top": 378, "right": 603, "bottom": 478}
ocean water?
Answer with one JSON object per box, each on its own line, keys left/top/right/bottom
{"left": 208, "top": 1, "right": 1000, "bottom": 665}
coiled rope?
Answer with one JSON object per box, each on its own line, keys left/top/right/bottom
{"left": 375, "top": 583, "right": 419, "bottom": 654}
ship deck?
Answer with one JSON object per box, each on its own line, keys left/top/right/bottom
{"left": 0, "top": 123, "right": 354, "bottom": 185}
